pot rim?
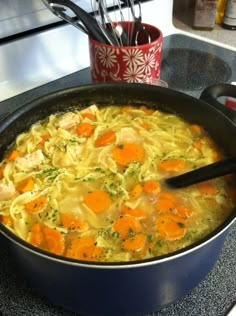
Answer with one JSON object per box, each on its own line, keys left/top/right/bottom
{"left": 0, "top": 82, "right": 236, "bottom": 268}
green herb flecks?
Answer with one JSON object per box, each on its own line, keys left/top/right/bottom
{"left": 55, "top": 143, "right": 67, "bottom": 152}
{"left": 112, "top": 232, "right": 120, "bottom": 239}
{"left": 98, "top": 227, "right": 112, "bottom": 239}
{"left": 123, "top": 162, "right": 141, "bottom": 179}
{"left": 155, "top": 240, "right": 163, "bottom": 248}
{"left": 147, "top": 234, "right": 153, "bottom": 243}
{"left": 94, "top": 168, "right": 105, "bottom": 173}
{"left": 128, "top": 228, "right": 135, "bottom": 238}
{"left": 43, "top": 207, "right": 59, "bottom": 223}
{"left": 68, "top": 138, "right": 78, "bottom": 145}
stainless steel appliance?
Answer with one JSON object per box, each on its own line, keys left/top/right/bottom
{"left": 0, "top": 0, "right": 113, "bottom": 39}
{"left": 0, "top": 1, "right": 235, "bottom": 315}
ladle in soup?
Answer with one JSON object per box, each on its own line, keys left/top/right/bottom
{"left": 165, "top": 156, "right": 236, "bottom": 189}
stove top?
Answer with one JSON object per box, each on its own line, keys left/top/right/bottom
{"left": 161, "top": 34, "right": 236, "bottom": 98}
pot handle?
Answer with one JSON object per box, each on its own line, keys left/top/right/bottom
{"left": 200, "top": 84, "right": 236, "bottom": 123}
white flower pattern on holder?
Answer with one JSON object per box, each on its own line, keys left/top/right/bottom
{"left": 122, "top": 48, "right": 144, "bottom": 67}
{"left": 97, "top": 46, "right": 118, "bottom": 68}
{"left": 123, "top": 63, "right": 145, "bottom": 83}
{"left": 143, "top": 52, "right": 157, "bottom": 75}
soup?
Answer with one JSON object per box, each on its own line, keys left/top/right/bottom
{"left": 0, "top": 105, "right": 234, "bottom": 262}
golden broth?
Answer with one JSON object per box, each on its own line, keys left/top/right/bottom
{"left": 0, "top": 105, "right": 234, "bottom": 262}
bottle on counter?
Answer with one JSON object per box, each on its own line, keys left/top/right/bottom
{"left": 222, "top": 0, "right": 236, "bottom": 30}
{"left": 215, "top": 0, "right": 226, "bottom": 24}
{"left": 193, "top": 0, "right": 218, "bottom": 30}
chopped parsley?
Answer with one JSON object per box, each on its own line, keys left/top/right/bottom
{"left": 94, "top": 168, "right": 105, "bottom": 173}
{"left": 128, "top": 228, "right": 135, "bottom": 238}
{"left": 112, "top": 232, "right": 120, "bottom": 239}
{"left": 155, "top": 240, "right": 163, "bottom": 248}
{"left": 36, "top": 168, "right": 60, "bottom": 181}
{"left": 147, "top": 234, "right": 153, "bottom": 243}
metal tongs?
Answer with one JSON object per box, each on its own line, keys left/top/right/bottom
{"left": 122, "top": 0, "right": 151, "bottom": 45}
{"left": 92, "top": 0, "right": 129, "bottom": 46}
{"left": 42, "top": 0, "right": 117, "bottom": 45}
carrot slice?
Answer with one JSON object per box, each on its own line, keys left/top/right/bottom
{"left": 29, "top": 223, "right": 44, "bottom": 247}
{"left": 16, "top": 177, "right": 35, "bottom": 194}
{"left": 156, "top": 214, "right": 186, "bottom": 240}
{"left": 6, "top": 150, "right": 20, "bottom": 161}
{"left": 60, "top": 213, "right": 88, "bottom": 231}
{"left": 140, "top": 106, "right": 154, "bottom": 115}
{"left": 141, "top": 123, "right": 150, "bottom": 130}
{"left": 193, "top": 140, "right": 202, "bottom": 151}
{"left": 157, "top": 191, "right": 178, "bottom": 204}
{"left": 157, "top": 160, "right": 185, "bottom": 172}
{"left": 112, "top": 143, "right": 145, "bottom": 166}
{"left": 76, "top": 122, "right": 94, "bottom": 137}
{"left": 0, "top": 163, "right": 6, "bottom": 179}
{"left": 84, "top": 190, "right": 111, "bottom": 213}
{"left": 81, "top": 113, "right": 96, "bottom": 121}
{"left": 121, "top": 205, "right": 148, "bottom": 218}
{"left": 189, "top": 124, "right": 202, "bottom": 135}
{"left": 129, "top": 183, "right": 143, "bottom": 200}
{"left": 95, "top": 130, "right": 116, "bottom": 147}
{"left": 121, "top": 106, "right": 133, "bottom": 113}
{"left": 29, "top": 223, "right": 65, "bottom": 256}
{"left": 73, "top": 236, "right": 95, "bottom": 248}
{"left": 66, "top": 236, "right": 102, "bottom": 261}
{"left": 155, "top": 199, "right": 176, "bottom": 213}
{"left": 0, "top": 215, "right": 13, "bottom": 227}
{"left": 24, "top": 196, "right": 46, "bottom": 213}
{"left": 143, "top": 180, "right": 160, "bottom": 194}
{"left": 113, "top": 216, "right": 142, "bottom": 240}
{"left": 196, "top": 181, "right": 216, "bottom": 196}
{"left": 123, "top": 234, "right": 146, "bottom": 252}
{"left": 39, "top": 135, "right": 50, "bottom": 145}
{"left": 43, "top": 227, "right": 65, "bottom": 255}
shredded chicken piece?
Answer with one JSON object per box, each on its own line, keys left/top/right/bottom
{"left": 0, "top": 183, "right": 15, "bottom": 201}
{"left": 16, "top": 150, "right": 44, "bottom": 171}
{"left": 80, "top": 105, "right": 98, "bottom": 115}
{"left": 117, "top": 127, "right": 140, "bottom": 143}
{"left": 57, "top": 112, "right": 80, "bottom": 130}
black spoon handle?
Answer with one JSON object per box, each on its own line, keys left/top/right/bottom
{"left": 165, "top": 157, "right": 236, "bottom": 189}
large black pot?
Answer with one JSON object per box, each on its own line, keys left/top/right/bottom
{"left": 0, "top": 83, "right": 236, "bottom": 316}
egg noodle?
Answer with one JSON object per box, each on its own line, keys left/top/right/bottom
{"left": 0, "top": 105, "right": 234, "bottom": 262}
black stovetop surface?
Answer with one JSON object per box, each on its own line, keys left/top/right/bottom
{"left": 0, "top": 34, "right": 236, "bottom": 316}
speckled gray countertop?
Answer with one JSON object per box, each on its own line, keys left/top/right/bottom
{"left": 0, "top": 34, "right": 236, "bottom": 316}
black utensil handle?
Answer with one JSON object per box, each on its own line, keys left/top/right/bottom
{"left": 68, "top": 0, "right": 118, "bottom": 45}
{"left": 51, "top": 0, "right": 111, "bottom": 44}
{"left": 200, "top": 84, "right": 236, "bottom": 123}
{"left": 165, "top": 156, "right": 236, "bottom": 189}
